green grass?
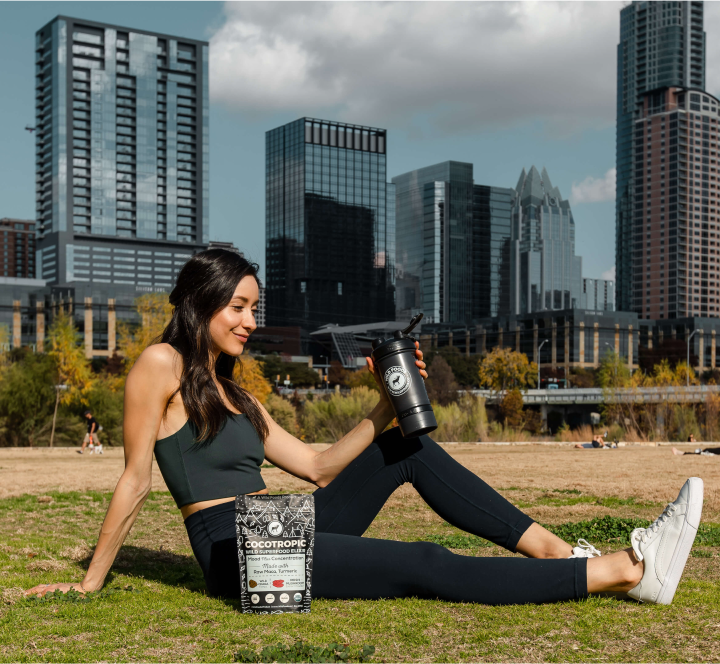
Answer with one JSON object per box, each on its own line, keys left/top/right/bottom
{"left": 1, "top": 490, "right": 719, "bottom": 662}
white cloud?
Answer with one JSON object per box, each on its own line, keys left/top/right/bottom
{"left": 209, "top": 1, "right": 623, "bottom": 134}
{"left": 570, "top": 168, "right": 616, "bottom": 204}
{"left": 601, "top": 266, "right": 616, "bottom": 281}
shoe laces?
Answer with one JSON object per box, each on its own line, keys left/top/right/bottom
{"left": 631, "top": 503, "right": 677, "bottom": 562}
{"left": 569, "top": 538, "right": 602, "bottom": 558}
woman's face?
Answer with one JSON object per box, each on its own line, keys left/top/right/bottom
{"left": 208, "top": 275, "right": 259, "bottom": 357}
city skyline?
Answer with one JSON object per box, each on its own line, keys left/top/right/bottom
{"left": 11, "top": 1, "right": 720, "bottom": 284}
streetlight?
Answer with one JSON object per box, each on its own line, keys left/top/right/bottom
{"left": 537, "top": 339, "right": 548, "bottom": 389}
{"left": 687, "top": 329, "right": 698, "bottom": 387}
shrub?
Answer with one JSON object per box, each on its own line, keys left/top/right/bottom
{"left": 345, "top": 366, "right": 380, "bottom": 392}
{"left": 500, "top": 388, "right": 524, "bottom": 428}
{"left": 430, "top": 395, "right": 487, "bottom": 443}
{"left": 302, "top": 387, "right": 379, "bottom": 444}
{"left": 265, "top": 394, "right": 298, "bottom": 435}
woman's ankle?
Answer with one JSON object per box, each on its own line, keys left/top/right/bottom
{"left": 587, "top": 549, "right": 643, "bottom": 593}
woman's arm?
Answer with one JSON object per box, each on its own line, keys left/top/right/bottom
{"left": 262, "top": 343, "right": 426, "bottom": 488}
{"left": 25, "top": 345, "right": 177, "bottom": 596}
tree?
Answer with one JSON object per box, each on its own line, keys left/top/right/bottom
{"left": 500, "top": 388, "right": 524, "bottom": 429}
{"left": 478, "top": 348, "right": 537, "bottom": 392}
{"left": 424, "top": 355, "right": 459, "bottom": 406}
{"left": 233, "top": 355, "right": 272, "bottom": 404}
{"left": 597, "top": 350, "right": 632, "bottom": 389}
{"left": 118, "top": 292, "right": 173, "bottom": 373}
{"left": 328, "top": 361, "right": 349, "bottom": 386}
{"left": 345, "top": 366, "right": 380, "bottom": 392}
{"left": 0, "top": 351, "right": 56, "bottom": 446}
{"left": 47, "top": 311, "right": 94, "bottom": 447}
{"left": 260, "top": 356, "right": 323, "bottom": 388}
{"left": 425, "top": 346, "right": 480, "bottom": 388}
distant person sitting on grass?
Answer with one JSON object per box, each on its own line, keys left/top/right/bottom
{"left": 78, "top": 410, "right": 102, "bottom": 455}
{"left": 27, "top": 249, "right": 705, "bottom": 607}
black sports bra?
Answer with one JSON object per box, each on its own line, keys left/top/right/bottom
{"left": 153, "top": 413, "right": 266, "bottom": 509}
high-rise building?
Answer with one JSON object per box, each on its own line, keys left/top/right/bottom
{"left": 265, "top": 118, "right": 395, "bottom": 330}
{"left": 616, "top": 1, "right": 706, "bottom": 311}
{"left": 474, "top": 185, "right": 513, "bottom": 319}
{"left": 0, "top": 219, "right": 36, "bottom": 279}
{"left": 393, "top": 161, "right": 474, "bottom": 324}
{"left": 582, "top": 277, "right": 615, "bottom": 311}
{"left": 510, "top": 166, "right": 583, "bottom": 314}
{"left": 394, "top": 161, "right": 514, "bottom": 324}
{"left": 35, "top": 16, "right": 209, "bottom": 290}
{"left": 635, "top": 86, "right": 720, "bottom": 319}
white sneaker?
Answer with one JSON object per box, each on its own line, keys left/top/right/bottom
{"left": 627, "top": 477, "right": 704, "bottom": 605}
{"left": 569, "top": 539, "right": 602, "bottom": 558}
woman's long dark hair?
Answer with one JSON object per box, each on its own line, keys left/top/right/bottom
{"left": 160, "top": 248, "right": 269, "bottom": 443}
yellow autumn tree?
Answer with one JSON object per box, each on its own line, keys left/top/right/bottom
{"left": 478, "top": 348, "right": 537, "bottom": 392}
{"left": 233, "top": 355, "right": 272, "bottom": 404}
{"left": 118, "top": 292, "right": 173, "bottom": 373}
{"left": 47, "top": 310, "right": 94, "bottom": 447}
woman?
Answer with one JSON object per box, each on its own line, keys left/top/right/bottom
{"left": 27, "top": 249, "right": 703, "bottom": 606}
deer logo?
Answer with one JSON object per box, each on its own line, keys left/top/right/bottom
{"left": 384, "top": 366, "right": 411, "bottom": 397}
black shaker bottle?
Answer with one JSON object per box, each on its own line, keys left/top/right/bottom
{"left": 371, "top": 313, "right": 437, "bottom": 438}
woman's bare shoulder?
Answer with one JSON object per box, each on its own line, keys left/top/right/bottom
{"left": 128, "top": 343, "right": 182, "bottom": 383}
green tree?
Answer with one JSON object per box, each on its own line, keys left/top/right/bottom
{"left": 259, "top": 356, "right": 322, "bottom": 388}
{"left": 478, "top": 348, "right": 537, "bottom": 392}
{"left": 48, "top": 311, "right": 94, "bottom": 447}
{"left": 597, "top": 350, "right": 632, "bottom": 389}
{"left": 83, "top": 376, "right": 124, "bottom": 447}
{"left": 0, "top": 351, "right": 56, "bottom": 446}
{"left": 425, "top": 346, "right": 480, "bottom": 388}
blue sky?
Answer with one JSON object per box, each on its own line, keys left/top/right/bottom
{"left": 6, "top": 1, "right": 715, "bottom": 283}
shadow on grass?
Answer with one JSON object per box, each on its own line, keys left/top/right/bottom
{"left": 76, "top": 544, "right": 246, "bottom": 611}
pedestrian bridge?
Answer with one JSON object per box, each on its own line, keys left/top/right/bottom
{"left": 471, "top": 386, "right": 720, "bottom": 405}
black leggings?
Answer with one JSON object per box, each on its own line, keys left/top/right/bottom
{"left": 184, "top": 428, "right": 588, "bottom": 605}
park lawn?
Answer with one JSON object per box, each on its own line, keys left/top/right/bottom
{"left": 0, "top": 490, "right": 719, "bottom": 663}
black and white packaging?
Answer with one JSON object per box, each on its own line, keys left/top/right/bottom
{"left": 235, "top": 494, "right": 315, "bottom": 614}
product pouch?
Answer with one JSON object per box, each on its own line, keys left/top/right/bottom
{"left": 235, "top": 493, "right": 315, "bottom": 614}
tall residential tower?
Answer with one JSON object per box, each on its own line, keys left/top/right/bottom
{"left": 265, "top": 118, "right": 395, "bottom": 330}
{"left": 35, "top": 16, "right": 209, "bottom": 290}
{"left": 616, "top": 1, "right": 705, "bottom": 312}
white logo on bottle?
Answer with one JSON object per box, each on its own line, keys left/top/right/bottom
{"left": 384, "top": 366, "right": 411, "bottom": 397}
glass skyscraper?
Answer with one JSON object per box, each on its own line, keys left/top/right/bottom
{"left": 393, "top": 161, "right": 513, "bottom": 324}
{"left": 510, "top": 166, "right": 583, "bottom": 314}
{"left": 265, "top": 118, "right": 395, "bottom": 330}
{"left": 474, "top": 185, "right": 513, "bottom": 319}
{"left": 616, "top": 1, "right": 705, "bottom": 311}
{"left": 35, "top": 16, "right": 209, "bottom": 290}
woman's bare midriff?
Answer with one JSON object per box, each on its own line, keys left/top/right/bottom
{"left": 180, "top": 489, "right": 269, "bottom": 520}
